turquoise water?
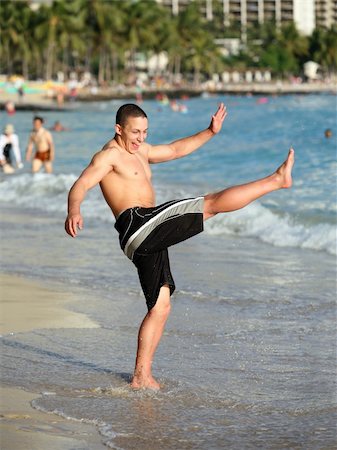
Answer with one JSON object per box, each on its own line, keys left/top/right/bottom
{"left": 0, "top": 94, "right": 336, "bottom": 449}
{"left": 1, "top": 94, "right": 336, "bottom": 253}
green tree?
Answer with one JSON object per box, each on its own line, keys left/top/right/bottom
{"left": 246, "top": 21, "right": 309, "bottom": 77}
{"left": 207, "top": 0, "right": 241, "bottom": 39}
{"left": 3, "top": 0, "right": 335, "bottom": 85}
{"left": 279, "top": 22, "right": 309, "bottom": 69}
{"left": 163, "top": 15, "right": 184, "bottom": 83}
{"left": 82, "top": 0, "right": 127, "bottom": 85}
{"left": 324, "top": 26, "right": 337, "bottom": 72}
{"left": 120, "top": 0, "right": 169, "bottom": 75}
{"left": 178, "top": 1, "right": 221, "bottom": 85}
{"left": 34, "top": 0, "right": 85, "bottom": 80}
{"left": 260, "top": 43, "right": 298, "bottom": 76}
{"left": 309, "top": 26, "right": 337, "bottom": 74}
{"left": 0, "top": 0, "right": 35, "bottom": 77}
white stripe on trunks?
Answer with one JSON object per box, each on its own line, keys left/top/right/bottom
{"left": 124, "top": 197, "right": 204, "bottom": 260}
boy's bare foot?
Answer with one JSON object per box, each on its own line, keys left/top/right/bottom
{"left": 131, "top": 373, "right": 161, "bottom": 390}
{"left": 274, "top": 148, "right": 294, "bottom": 189}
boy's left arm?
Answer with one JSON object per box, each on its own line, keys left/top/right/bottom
{"left": 47, "top": 131, "right": 55, "bottom": 161}
{"left": 148, "top": 103, "right": 227, "bottom": 163}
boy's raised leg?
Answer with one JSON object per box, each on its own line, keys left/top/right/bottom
{"left": 204, "top": 149, "right": 294, "bottom": 220}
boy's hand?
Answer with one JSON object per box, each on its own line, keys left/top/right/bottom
{"left": 209, "top": 103, "right": 227, "bottom": 134}
{"left": 65, "top": 213, "right": 83, "bottom": 237}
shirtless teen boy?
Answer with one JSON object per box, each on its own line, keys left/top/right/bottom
{"left": 26, "top": 116, "right": 55, "bottom": 173}
{"left": 65, "top": 103, "right": 294, "bottom": 390}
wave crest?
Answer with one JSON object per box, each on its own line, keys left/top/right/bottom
{"left": 205, "top": 203, "right": 336, "bottom": 255}
{"left": 0, "top": 174, "right": 335, "bottom": 255}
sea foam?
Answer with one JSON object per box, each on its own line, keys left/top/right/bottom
{"left": 204, "top": 202, "right": 336, "bottom": 255}
{"left": 0, "top": 173, "right": 335, "bottom": 255}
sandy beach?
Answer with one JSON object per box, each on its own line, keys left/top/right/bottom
{"left": 0, "top": 274, "right": 105, "bottom": 450}
{"left": 0, "top": 274, "right": 99, "bottom": 335}
{"left": 0, "top": 80, "right": 336, "bottom": 112}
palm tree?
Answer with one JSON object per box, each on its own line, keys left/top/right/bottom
{"left": 0, "top": 0, "right": 16, "bottom": 75}
{"left": 0, "top": 1, "right": 31, "bottom": 76}
{"left": 177, "top": 1, "right": 221, "bottom": 85}
{"left": 81, "top": 0, "right": 128, "bottom": 85}
{"left": 162, "top": 15, "right": 183, "bottom": 83}
{"left": 17, "top": 4, "right": 37, "bottom": 79}
{"left": 141, "top": 3, "right": 173, "bottom": 77}
{"left": 57, "top": 0, "right": 87, "bottom": 77}
{"left": 33, "top": 0, "right": 85, "bottom": 80}
{"left": 324, "top": 26, "right": 337, "bottom": 73}
{"left": 246, "top": 21, "right": 309, "bottom": 77}
{"left": 279, "top": 22, "right": 309, "bottom": 70}
{"left": 309, "top": 26, "right": 337, "bottom": 75}
{"left": 120, "top": 0, "right": 168, "bottom": 75}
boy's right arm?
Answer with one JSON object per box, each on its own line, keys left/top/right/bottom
{"left": 65, "top": 178, "right": 87, "bottom": 237}
{"left": 65, "top": 150, "right": 114, "bottom": 237}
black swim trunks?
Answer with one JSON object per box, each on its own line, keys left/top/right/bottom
{"left": 114, "top": 197, "right": 204, "bottom": 310}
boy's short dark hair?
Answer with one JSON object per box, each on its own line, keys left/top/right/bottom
{"left": 33, "top": 116, "right": 44, "bottom": 123}
{"left": 116, "top": 104, "right": 147, "bottom": 127}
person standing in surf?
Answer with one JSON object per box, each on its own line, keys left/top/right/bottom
{"left": 26, "top": 116, "right": 55, "bottom": 174}
{"left": 65, "top": 103, "right": 294, "bottom": 390}
{"left": 0, "top": 124, "right": 23, "bottom": 173}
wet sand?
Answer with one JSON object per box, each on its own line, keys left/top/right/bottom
{"left": 0, "top": 386, "right": 106, "bottom": 450}
{"left": 0, "top": 274, "right": 105, "bottom": 449}
{"left": 0, "top": 274, "right": 99, "bottom": 335}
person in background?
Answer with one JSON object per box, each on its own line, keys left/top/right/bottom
{"left": 17, "top": 85, "right": 24, "bottom": 102}
{"left": 0, "top": 124, "right": 23, "bottom": 174}
{"left": 324, "top": 128, "right": 332, "bottom": 138}
{"left": 5, "top": 101, "right": 16, "bottom": 116}
{"left": 51, "top": 120, "right": 68, "bottom": 132}
{"left": 26, "top": 116, "right": 55, "bottom": 173}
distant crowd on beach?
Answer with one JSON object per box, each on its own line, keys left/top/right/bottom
{"left": 1, "top": 69, "right": 336, "bottom": 116}
{"left": 0, "top": 98, "right": 333, "bottom": 175}
{"left": 0, "top": 116, "right": 68, "bottom": 175}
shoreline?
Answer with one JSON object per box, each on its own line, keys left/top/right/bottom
{"left": 77, "top": 82, "right": 337, "bottom": 101}
{"left": 0, "top": 273, "right": 99, "bottom": 335}
{"left": 1, "top": 81, "right": 336, "bottom": 111}
{"left": 0, "top": 386, "right": 106, "bottom": 450}
{"left": 0, "top": 273, "right": 105, "bottom": 449}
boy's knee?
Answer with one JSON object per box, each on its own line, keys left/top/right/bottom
{"left": 203, "top": 194, "right": 217, "bottom": 220}
{"left": 151, "top": 286, "right": 171, "bottom": 318}
{"left": 150, "top": 303, "right": 171, "bottom": 322}
{"left": 159, "top": 302, "right": 171, "bottom": 318}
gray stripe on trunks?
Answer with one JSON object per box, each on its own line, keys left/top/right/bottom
{"left": 124, "top": 197, "right": 204, "bottom": 260}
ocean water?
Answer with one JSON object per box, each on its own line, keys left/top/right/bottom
{"left": 0, "top": 94, "right": 336, "bottom": 449}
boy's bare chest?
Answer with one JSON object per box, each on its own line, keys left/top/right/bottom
{"left": 33, "top": 130, "right": 47, "bottom": 145}
{"left": 117, "top": 153, "right": 152, "bottom": 180}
